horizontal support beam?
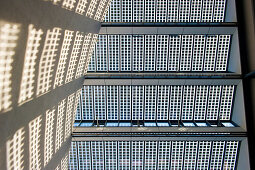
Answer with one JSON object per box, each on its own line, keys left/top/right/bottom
{"left": 72, "top": 135, "right": 247, "bottom": 141}
{"left": 72, "top": 127, "right": 247, "bottom": 138}
{"left": 86, "top": 73, "right": 242, "bottom": 79}
{"left": 100, "top": 26, "right": 237, "bottom": 35}
{"left": 73, "top": 126, "right": 246, "bottom": 133}
{"left": 84, "top": 78, "right": 242, "bottom": 86}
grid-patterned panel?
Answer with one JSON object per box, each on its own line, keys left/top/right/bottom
{"left": 156, "top": 35, "right": 168, "bottom": 71}
{"left": 96, "top": 35, "right": 108, "bottom": 71}
{"left": 75, "top": 96, "right": 82, "bottom": 121}
{"left": 144, "top": 86, "right": 157, "bottom": 120}
{"left": 201, "top": 0, "right": 214, "bottom": 22}
{"left": 144, "top": 35, "right": 156, "bottom": 71}
{"left": 69, "top": 142, "right": 78, "bottom": 170}
{"left": 168, "top": 35, "right": 181, "bottom": 71}
{"left": 76, "top": 33, "right": 92, "bottom": 77}
{"left": 64, "top": 93, "right": 75, "bottom": 140}
{"left": 183, "top": 141, "right": 198, "bottom": 169}
{"left": 182, "top": 86, "right": 196, "bottom": 120}
{"left": 94, "top": 86, "right": 106, "bottom": 120}
{"left": 84, "top": 34, "right": 98, "bottom": 75}
{"left": 75, "top": 101, "right": 81, "bottom": 122}
{"left": 210, "top": 141, "right": 225, "bottom": 169}
{"left": 223, "top": 141, "right": 239, "bottom": 170}
{"left": 203, "top": 35, "right": 218, "bottom": 71}
{"left": 88, "top": 50, "right": 96, "bottom": 72}
{"left": 180, "top": 35, "right": 193, "bottom": 71}
{"left": 108, "top": 35, "right": 119, "bottom": 71}
{"left": 158, "top": 141, "right": 171, "bottom": 170}
{"left": 19, "top": 25, "right": 43, "bottom": 103}
{"left": 171, "top": 141, "right": 184, "bottom": 170}
{"left": 107, "top": 86, "right": 118, "bottom": 120}
{"left": 169, "top": 86, "right": 183, "bottom": 120}
{"left": 196, "top": 141, "right": 211, "bottom": 170}
{"left": 55, "top": 99, "right": 66, "bottom": 152}
{"left": 122, "top": 0, "right": 133, "bottom": 22}
{"left": 179, "top": 0, "right": 191, "bottom": 22}
{"left": 54, "top": 30, "right": 74, "bottom": 88}
{"left": 190, "top": 0, "right": 203, "bottom": 22}
{"left": 82, "top": 86, "right": 94, "bottom": 120}
{"left": 194, "top": 86, "right": 209, "bottom": 120}
{"left": 119, "top": 85, "right": 131, "bottom": 120}
{"left": 91, "top": 141, "right": 104, "bottom": 169}
{"left": 144, "top": 0, "right": 155, "bottom": 22}
{"left": 0, "top": 23, "right": 19, "bottom": 111}
{"left": 144, "top": 141, "right": 157, "bottom": 170}
{"left": 109, "top": 0, "right": 121, "bottom": 22}
{"left": 105, "top": 141, "right": 118, "bottom": 169}
{"left": 219, "top": 85, "right": 235, "bottom": 120}
{"left": 168, "top": 0, "right": 179, "bottom": 22}
{"left": 216, "top": 35, "right": 231, "bottom": 71}
{"left": 206, "top": 86, "right": 222, "bottom": 120}
{"left": 213, "top": 0, "right": 226, "bottom": 22}
{"left": 65, "top": 32, "right": 84, "bottom": 83}
{"left": 119, "top": 141, "right": 131, "bottom": 170}
{"left": 157, "top": 85, "right": 170, "bottom": 120}
{"left": 132, "top": 141, "right": 144, "bottom": 170}
{"left": 37, "top": 28, "right": 61, "bottom": 96}
{"left": 120, "top": 35, "right": 132, "bottom": 71}
{"left": 133, "top": 0, "right": 144, "bottom": 22}
{"left": 156, "top": 0, "right": 167, "bottom": 22}
{"left": 73, "top": 89, "right": 82, "bottom": 124}
{"left": 192, "top": 35, "right": 205, "bottom": 71}
{"left": 29, "top": 116, "right": 42, "bottom": 170}
{"left": 133, "top": 35, "right": 144, "bottom": 71}
{"left": 6, "top": 128, "right": 25, "bottom": 170}
{"left": 44, "top": 108, "right": 56, "bottom": 166}
{"left": 78, "top": 141, "right": 91, "bottom": 170}
{"left": 132, "top": 86, "right": 144, "bottom": 120}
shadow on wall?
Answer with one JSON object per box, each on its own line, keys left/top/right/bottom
{"left": 0, "top": 22, "right": 98, "bottom": 113}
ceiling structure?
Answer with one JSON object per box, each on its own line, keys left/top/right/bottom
{"left": 0, "top": 0, "right": 253, "bottom": 170}
{"left": 70, "top": 0, "right": 251, "bottom": 170}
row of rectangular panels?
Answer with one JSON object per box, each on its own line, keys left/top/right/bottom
{"left": 105, "top": 0, "right": 227, "bottom": 23}
{"left": 88, "top": 34, "right": 231, "bottom": 72}
{"left": 75, "top": 85, "right": 235, "bottom": 121}
{"left": 69, "top": 140, "right": 239, "bottom": 170}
